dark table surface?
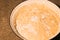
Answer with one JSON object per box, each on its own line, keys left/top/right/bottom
{"left": 0, "top": 0, "right": 60, "bottom": 40}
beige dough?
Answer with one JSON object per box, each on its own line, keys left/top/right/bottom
{"left": 10, "top": 0, "right": 60, "bottom": 40}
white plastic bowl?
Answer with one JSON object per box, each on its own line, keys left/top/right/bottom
{"left": 10, "top": 0, "right": 60, "bottom": 40}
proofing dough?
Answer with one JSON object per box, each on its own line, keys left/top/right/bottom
{"left": 10, "top": 0, "right": 60, "bottom": 40}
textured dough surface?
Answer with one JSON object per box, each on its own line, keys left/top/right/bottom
{"left": 11, "top": 0, "right": 60, "bottom": 40}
